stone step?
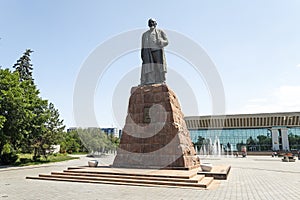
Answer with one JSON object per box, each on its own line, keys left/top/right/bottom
{"left": 198, "top": 177, "right": 214, "bottom": 188}
{"left": 26, "top": 167, "right": 216, "bottom": 189}
{"left": 66, "top": 167, "right": 198, "bottom": 179}
{"left": 53, "top": 171, "right": 205, "bottom": 183}
{"left": 27, "top": 174, "right": 214, "bottom": 189}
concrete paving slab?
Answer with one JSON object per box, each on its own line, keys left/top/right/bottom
{"left": 1, "top": 155, "right": 300, "bottom": 200}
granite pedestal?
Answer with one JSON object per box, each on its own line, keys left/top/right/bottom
{"left": 113, "top": 84, "right": 200, "bottom": 169}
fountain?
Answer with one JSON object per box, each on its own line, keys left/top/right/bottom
{"left": 221, "top": 145, "right": 225, "bottom": 156}
{"left": 217, "top": 137, "right": 221, "bottom": 157}
{"left": 203, "top": 145, "right": 207, "bottom": 156}
{"left": 197, "top": 135, "right": 232, "bottom": 179}
{"left": 197, "top": 135, "right": 223, "bottom": 158}
{"left": 213, "top": 138, "right": 217, "bottom": 156}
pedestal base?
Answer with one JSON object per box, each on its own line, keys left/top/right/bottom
{"left": 113, "top": 84, "right": 200, "bottom": 169}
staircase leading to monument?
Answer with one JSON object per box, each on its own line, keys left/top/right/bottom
{"left": 26, "top": 167, "right": 214, "bottom": 189}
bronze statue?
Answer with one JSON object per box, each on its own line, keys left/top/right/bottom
{"left": 140, "top": 18, "right": 168, "bottom": 85}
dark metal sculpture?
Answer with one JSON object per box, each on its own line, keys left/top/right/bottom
{"left": 140, "top": 18, "right": 168, "bottom": 85}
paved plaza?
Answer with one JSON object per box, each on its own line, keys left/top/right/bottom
{"left": 1, "top": 154, "right": 300, "bottom": 200}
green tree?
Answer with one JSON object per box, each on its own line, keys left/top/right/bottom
{"left": 12, "top": 49, "right": 65, "bottom": 160}
{"left": 108, "top": 133, "right": 120, "bottom": 151}
{"left": 0, "top": 69, "right": 29, "bottom": 153}
{"left": 1, "top": 50, "right": 66, "bottom": 163}
{"left": 19, "top": 77, "right": 47, "bottom": 154}
{"left": 60, "top": 130, "right": 86, "bottom": 153}
{"left": 43, "top": 102, "right": 66, "bottom": 148}
{"left": 0, "top": 69, "right": 40, "bottom": 163}
{"left": 29, "top": 102, "right": 66, "bottom": 160}
{"left": 13, "top": 49, "right": 34, "bottom": 81}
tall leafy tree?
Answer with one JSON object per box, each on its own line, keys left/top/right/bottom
{"left": 1, "top": 50, "right": 66, "bottom": 163}
{"left": 12, "top": 49, "right": 66, "bottom": 159}
{"left": 32, "top": 102, "right": 65, "bottom": 158}
{"left": 13, "top": 49, "right": 34, "bottom": 81}
{"left": 0, "top": 69, "right": 29, "bottom": 153}
{"left": 22, "top": 92, "right": 48, "bottom": 157}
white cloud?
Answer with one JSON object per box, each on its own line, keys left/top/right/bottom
{"left": 297, "top": 64, "right": 300, "bottom": 68}
{"left": 239, "top": 85, "right": 300, "bottom": 114}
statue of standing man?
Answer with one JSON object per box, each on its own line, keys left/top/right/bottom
{"left": 140, "top": 18, "right": 168, "bottom": 85}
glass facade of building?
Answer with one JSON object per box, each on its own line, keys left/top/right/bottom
{"left": 288, "top": 127, "right": 300, "bottom": 135}
{"left": 189, "top": 127, "right": 300, "bottom": 151}
{"left": 186, "top": 112, "right": 300, "bottom": 151}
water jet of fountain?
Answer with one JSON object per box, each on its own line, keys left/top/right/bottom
{"left": 217, "top": 137, "right": 221, "bottom": 157}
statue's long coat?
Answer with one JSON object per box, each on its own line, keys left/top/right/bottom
{"left": 141, "top": 28, "right": 168, "bottom": 84}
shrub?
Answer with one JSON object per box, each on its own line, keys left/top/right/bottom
{"left": 19, "top": 157, "right": 31, "bottom": 164}
{"left": 32, "top": 155, "right": 41, "bottom": 161}
{"left": 0, "top": 143, "right": 18, "bottom": 165}
{"left": 0, "top": 152, "right": 18, "bottom": 165}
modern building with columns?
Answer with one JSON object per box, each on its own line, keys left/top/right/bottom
{"left": 185, "top": 112, "right": 300, "bottom": 151}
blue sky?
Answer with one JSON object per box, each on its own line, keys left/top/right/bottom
{"left": 1, "top": 0, "right": 300, "bottom": 128}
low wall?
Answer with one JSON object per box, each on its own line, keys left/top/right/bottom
{"left": 239, "top": 151, "right": 299, "bottom": 156}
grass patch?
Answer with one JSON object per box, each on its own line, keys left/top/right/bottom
{"left": 14, "top": 153, "right": 79, "bottom": 166}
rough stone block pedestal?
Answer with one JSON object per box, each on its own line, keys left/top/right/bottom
{"left": 113, "top": 84, "right": 200, "bottom": 169}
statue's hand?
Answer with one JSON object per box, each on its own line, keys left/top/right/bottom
{"left": 157, "top": 40, "right": 164, "bottom": 47}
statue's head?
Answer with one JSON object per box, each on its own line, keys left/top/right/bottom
{"left": 148, "top": 18, "right": 157, "bottom": 28}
